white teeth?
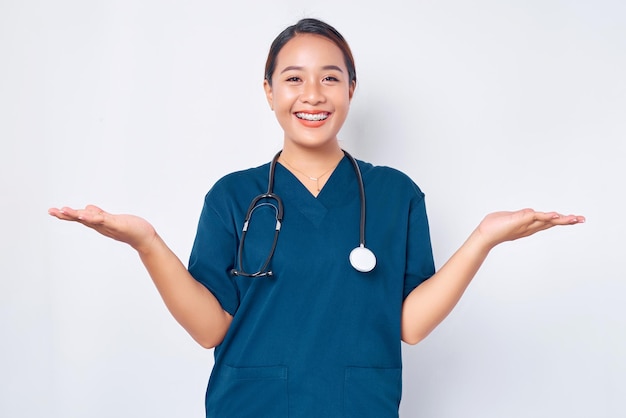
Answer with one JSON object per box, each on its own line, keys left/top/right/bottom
{"left": 296, "top": 112, "right": 329, "bottom": 121}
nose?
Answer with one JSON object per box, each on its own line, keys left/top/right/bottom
{"left": 300, "top": 81, "right": 325, "bottom": 105}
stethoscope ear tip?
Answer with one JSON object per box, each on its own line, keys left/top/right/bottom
{"left": 349, "top": 246, "right": 377, "bottom": 273}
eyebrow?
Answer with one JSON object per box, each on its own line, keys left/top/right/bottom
{"left": 279, "top": 65, "right": 344, "bottom": 74}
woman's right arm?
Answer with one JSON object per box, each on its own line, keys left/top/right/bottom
{"left": 48, "top": 204, "right": 232, "bottom": 349}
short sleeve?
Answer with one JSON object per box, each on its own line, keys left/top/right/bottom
{"left": 188, "top": 189, "right": 240, "bottom": 316}
{"left": 403, "top": 187, "right": 436, "bottom": 299}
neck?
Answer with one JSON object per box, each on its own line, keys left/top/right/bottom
{"left": 279, "top": 142, "right": 344, "bottom": 173}
{"left": 278, "top": 143, "right": 345, "bottom": 196}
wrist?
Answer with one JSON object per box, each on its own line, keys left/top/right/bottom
{"left": 134, "top": 230, "right": 160, "bottom": 257}
{"left": 467, "top": 227, "right": 497, "bottom": 255}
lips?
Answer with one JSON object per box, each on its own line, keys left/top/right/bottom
{"left": 295, "top": 112, "right": 330, "bottom": 121}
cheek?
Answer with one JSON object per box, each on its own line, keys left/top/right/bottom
{"left": 276, "top": 93, "right": 291, "bottom": 108}
{"left": 272, "top": 86, "right": 297, "bottom": 106}
{"left": 334, "top": 92, "right": 352, "bottom": 111}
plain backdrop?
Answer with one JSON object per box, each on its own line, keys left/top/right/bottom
{"left": 1, "top": 0, "right": 625, "bottom": 417}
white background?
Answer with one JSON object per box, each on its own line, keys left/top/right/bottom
{"left": 1, "top": 0, "right": 625, "bottom": 417}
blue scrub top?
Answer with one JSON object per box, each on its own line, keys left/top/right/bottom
{"left": 188, "top": 156, "right": 435, "bottom": 417}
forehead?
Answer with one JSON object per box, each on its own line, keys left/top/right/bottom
{"left": 275, "top": 34, "right": 346, "bottom": 70}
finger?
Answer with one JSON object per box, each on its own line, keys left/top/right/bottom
{"left": 529, "top": 210, "right": 585, "bottom": 225}
{"left": 50, "top": 205, "right": 107, "bottom": 226}
{"left": 60, "top": 206, "right": 83, "bottom": 220}
{"left": 524, "top": 219, "right": 557, "bottom": 236}
{"left": 520, "top": 212, "right": 583, "bottom": 237}
{"left": 549, "top": 214, "right": 585, "bottom": 225}
{"left": 567, "top": 215, "right": 585, "bottom": 224}
{"left": 76, "top": 207, "right": 107, "bottom": 225}
{"left": 48, "top": 207, "right": 68, "bottom": 219}
{"left": 48, "top": 206, "right": 81, "bottom": 221}
{"left": 85, "top": 204, "right": 104, "bottom": 213}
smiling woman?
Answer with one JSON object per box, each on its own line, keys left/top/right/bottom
{"left": 263, "top": 33, "right": 355, "bottom": 176}
{"left": 47, "top": 17, "right": 585, "bottom": 418}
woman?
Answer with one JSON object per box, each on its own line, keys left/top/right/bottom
{"left": 48, "top": 18, "right": 584, "bottom": 418}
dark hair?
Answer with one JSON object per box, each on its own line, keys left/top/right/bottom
{"left": 264, "top": 18, "right": 357, "bottom": 87}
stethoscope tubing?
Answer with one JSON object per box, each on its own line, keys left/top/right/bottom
{"left": 231, "top": 149, "right": 372, "bottom": 277}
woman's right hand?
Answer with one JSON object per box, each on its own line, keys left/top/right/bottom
{"left": 48, "top": 205, "right": 157, "bottom": 254}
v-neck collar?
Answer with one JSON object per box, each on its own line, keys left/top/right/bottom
{"left": 274, "top": 156, "right": 358, "bottom": 227}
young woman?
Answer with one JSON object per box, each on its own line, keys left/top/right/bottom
{"left": 48, "top": 18, "right": 585, "bottom": 418}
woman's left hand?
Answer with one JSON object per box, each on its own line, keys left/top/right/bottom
{"left": 476, "top": 209, "right": 585, "bottom": 249}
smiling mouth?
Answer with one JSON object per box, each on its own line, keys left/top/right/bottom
{"left": 295, "top": 112, "right": 330, "bottom": 121}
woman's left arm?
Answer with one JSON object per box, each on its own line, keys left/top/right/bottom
{"left": 401, "top": 209, "right": 585, "bottom": 345}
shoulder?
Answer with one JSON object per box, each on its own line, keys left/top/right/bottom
{"left": 197, "top": 163, "right": 272, "bottom": 224}
{"left": 214, "top": 163, "right": 270, "bottom": 187}
{"left": 206, "top": 163, "right": 270, "bottom": 199}
{"left": 357, "top": 159, "right": 425, "bottom": 199}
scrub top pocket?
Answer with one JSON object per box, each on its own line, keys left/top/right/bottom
{"left": 207, "top": 365, "right": 289, "bottom": 418}
{"left": 343, "top": 367, "right": 402, "bottom": 418}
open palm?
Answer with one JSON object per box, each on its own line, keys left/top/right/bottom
{"left": 48, "top": 205, "right": 157, "bottom": 252}
{"left": 476, "top": 209, "right": 585, "bottom": 249}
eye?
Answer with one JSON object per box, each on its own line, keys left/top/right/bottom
{"left": 323, "top": 76, "right": 340, "bottom": 82}
{"left": 285, "top": 76, "right": 301, "bottom": 82}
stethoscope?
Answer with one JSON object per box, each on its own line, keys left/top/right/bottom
{"left": 231, "top": 149, "right": 377, "bottom": 277}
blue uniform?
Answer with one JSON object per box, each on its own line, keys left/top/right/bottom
{"left": 188, "top": 156, "right": 435, "bottom": 417}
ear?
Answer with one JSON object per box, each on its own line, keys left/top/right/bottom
{"left": 263, "top": 79, "right": 274, "bottom": 110}
{"left": 348, "top": 80, "right": 356, "bottom": 101}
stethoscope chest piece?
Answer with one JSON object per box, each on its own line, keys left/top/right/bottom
{"left": 349, "top": 245, "right": 377, "bottom": 273}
